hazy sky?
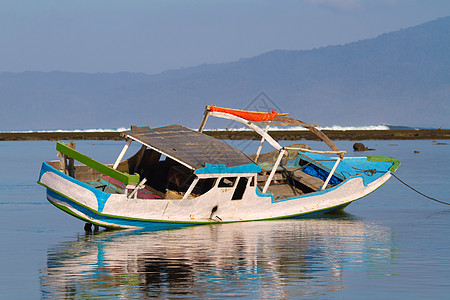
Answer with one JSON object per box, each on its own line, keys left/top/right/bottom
{"left": 1, "top": 0, "right": 449, "bottom": 74}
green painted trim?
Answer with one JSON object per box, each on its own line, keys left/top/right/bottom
{"left": 49, "top": 200, "right": 112, "bottom": 228}
{"left": 367, "top": 155, "right": 401, "bottom": 172}
{"left": 56, "top": 142, "right": 139, "bottom": 184}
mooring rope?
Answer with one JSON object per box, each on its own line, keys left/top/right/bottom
{"left": 389, "top": 173, "right": 450, "bottom": 206}
{"left": 352, "top": 166, "right": 450, "bottom": 206}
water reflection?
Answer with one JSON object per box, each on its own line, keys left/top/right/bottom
{"left": 41, "top": 215, "right": 393, "bottom": 299}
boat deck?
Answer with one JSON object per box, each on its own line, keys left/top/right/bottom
{"left": 263, "top": 183, "right": 304, "bottom": 200}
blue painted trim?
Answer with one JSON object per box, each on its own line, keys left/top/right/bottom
{"left": 46, "top": 188, "right": 351, "bottom": 228}
{"left": 39, "top": 162, "right": 111, "bottom": 212}
{"left": 341, "top": 157, "right": 393, "bottom": 186}
{"left": 195, "top": 163, "right": 261, "bottom": 174}
{"left": 270, "top": 175, "right": 361, "bottom": 203}
{"left": 255, "top": 185, "right": 274, "bottom": 201}
{"left": 46, "top": 189, "right": 201, "bottom": 229}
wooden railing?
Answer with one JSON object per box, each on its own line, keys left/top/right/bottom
{"left": 56, "top": 142, "right": 140, "bottom": 185}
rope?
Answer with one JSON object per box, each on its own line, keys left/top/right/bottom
{"left": 352, "top": 166, "right": 377, "bottom": 176}
{"left": 352, "top": 166, "right": 450, "bottom": 206}
{"left": 390, "top": 173, "right": 450, "bottom": 206}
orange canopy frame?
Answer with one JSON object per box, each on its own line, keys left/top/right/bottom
{"left": 209, "top": 106, "right": 278, "bottom": 122}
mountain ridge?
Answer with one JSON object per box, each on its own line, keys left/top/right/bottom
{"left": 1, "top": 16, "right": 449, "bottom": 130}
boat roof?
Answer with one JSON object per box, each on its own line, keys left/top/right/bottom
{"left": 122, "top": 125, "right": 256, "bottom": 171}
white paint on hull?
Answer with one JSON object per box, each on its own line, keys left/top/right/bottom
{"left": 40, "top": 168, "right": 391, "bottom": 227}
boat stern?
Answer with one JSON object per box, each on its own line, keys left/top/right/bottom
{"left": 38, "top": 161, "right": 111, "bottom": 215}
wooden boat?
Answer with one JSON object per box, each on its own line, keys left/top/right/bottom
{"left": 38, "top": 106, "right": 400, "bottom": 229}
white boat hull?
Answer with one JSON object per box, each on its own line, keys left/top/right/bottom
{"left": 39, "top": 162, "right": 392, "bottom": 229}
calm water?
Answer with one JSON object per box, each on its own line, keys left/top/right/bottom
{"left": 0, "top": 139, "right": 449, "bottom": 299}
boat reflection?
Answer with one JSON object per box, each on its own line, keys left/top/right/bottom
{"left": 41, "top": 214, "right": 393, "bottom": 298}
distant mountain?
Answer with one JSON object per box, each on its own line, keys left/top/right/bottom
{"left": 1, "top": 16, "right": 449, "bottom": 130}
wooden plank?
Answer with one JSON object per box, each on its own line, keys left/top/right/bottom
{"left": 289, "top": 169, "right": 324, "bottom": 191}
{"left": 68, "top": 156, "right": 75, "bottom": 177}
{"left": 257, "top": 173, "right": 284, "bottom": 182}
{"left": 270, "top": 115, "right": 317, "bottom": 126}
{"left": 56, "top": 142, "right": 140, "bottom": 185}
{"left": 263, "top": 183, "right": 304, "bottom": 200}
{"left": 284, "top": 146, "right": 346, "bottom": 155}
{"left": 198, "top": 109, "right": 210, "bottom": 132}
{"left": 58, "top": 153, "right": 66, "bottom": 173}
{"left": 133, "top": 145, "right": 148, "bottom": 173}
{"left": 307, "top": 126, "right": 344, "bottom": 158}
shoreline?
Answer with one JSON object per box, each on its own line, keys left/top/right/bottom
{"left": 0, "top": 129, "right": 449, "bottom": 141}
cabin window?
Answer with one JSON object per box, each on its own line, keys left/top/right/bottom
{"left": 192, "top": 178, "right": 217, "bottom": 196}
{"left": 232, "top": 177, "right": 249, "bottom": 200}
{"left": 167, "top": 165, "right": 196, "bottom": 193}
{"left": 249, "top": 176, "right": 255, "bottom": 187}
{"left": 218, "top": 177, "right": 237, "bottom": 188}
